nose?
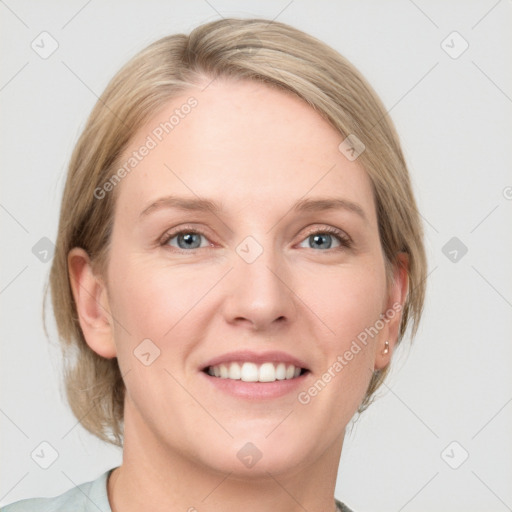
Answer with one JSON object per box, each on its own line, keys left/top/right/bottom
{"left": 221, "top": 240, "right": 297, "bottom": 332}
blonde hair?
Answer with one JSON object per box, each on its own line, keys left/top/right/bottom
{"left": 45, "top": 18, "right": 427, "bottom": 446}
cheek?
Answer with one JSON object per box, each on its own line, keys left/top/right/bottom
{"left": 105, "top": 255, "right": 206, "bottom": 410}
{"left": 299, "top": 259, "right": 387, "bottom": 344}
{"left": 108, "top": 248, "right": 387, "bottom": 345}
{"left": 297, "top": 261, "right": 386, "bottom": 402}
{"left": 107, "top": 250, "right": 202, "bottom": 337}
{"left": 106, "top": 253, "right": 227, "bottom": 378}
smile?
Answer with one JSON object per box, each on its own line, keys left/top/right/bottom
{"left": 205, "top": 362, "right": 306, "bottom": 383}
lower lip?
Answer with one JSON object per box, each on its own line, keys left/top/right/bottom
{"left": 201, "top": 371, "right": 309, "bottom": 400}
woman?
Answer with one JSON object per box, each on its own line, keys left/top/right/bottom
{"left": 3, "top": 17, "right": 426, "bottom": 512}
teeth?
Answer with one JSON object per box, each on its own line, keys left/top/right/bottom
{"left": 258, "top": 362, "right": 275, "bottom": 382}
{"left": 240, "top": 362, "right": 259, "bottom": 382}
{"left": 276, "top": 362, "right": 286, "bottom": 380}
{"left": 207, "top": 362, "right": 303, "bottom": 383}
{"left": 229, "top": 362, "right": 241, "bottom": 379}
{"left": 219, "top": 364, "right": 229, "bottom": 378}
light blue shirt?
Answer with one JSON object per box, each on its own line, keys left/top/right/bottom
{"left": 1, "top": 468, "right": 115, "bottom": 512}
{"left": 1, "top": 467, "right": 353, "bottom": 512}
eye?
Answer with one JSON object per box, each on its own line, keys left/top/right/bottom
{"left": 160, "top": 225, "right": 352, "bottom": 253}
{"left": 161, "top": 229, "right": 211, "bottom": 251}
{"left": 297, "top": 227, "right": 352, "bottom": 251}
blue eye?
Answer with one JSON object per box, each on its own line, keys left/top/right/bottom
{"left": 160, "top": 226, "right": 352, "bottom": 253}
{"left": 302, "top": 232, "right": 338, "bottom": 250}
{"left": 298, "top": 227, "right": 351, "bottom": 251}
{"left": 163, "top": 231, "right": 209, "bottom": 250}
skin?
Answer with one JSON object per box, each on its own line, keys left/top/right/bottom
{"left": 69, "top": 78, "right": 408, "bottom": 512}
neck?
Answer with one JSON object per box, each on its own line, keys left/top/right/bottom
{"left": 108, "top": 404, "right": 344, "bottom": 512}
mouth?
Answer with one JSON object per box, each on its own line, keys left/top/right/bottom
{"left": 203, "top": 361, "right": 308, "bottom": 383}
{"left": 200, "top": 350, "right": 310, "bottom": 399}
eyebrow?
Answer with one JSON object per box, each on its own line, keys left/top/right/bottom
{"left": 139, "top": 195, "right": 367, "bottom": 222}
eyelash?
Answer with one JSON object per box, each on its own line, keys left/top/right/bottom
{"left": 159, "top": 225, "right": 353, "bottom": 253}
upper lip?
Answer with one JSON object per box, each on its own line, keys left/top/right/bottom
{"left": 201, "top": 350, "right": 309, "bottom": 371}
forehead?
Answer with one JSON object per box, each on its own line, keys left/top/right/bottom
{"left": 113, "top": 78, "right": 376, "bottom": 225}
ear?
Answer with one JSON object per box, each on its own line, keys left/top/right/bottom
{"left": 67, "top": 247, "right": 117, "bottom": 359}
{"left": 373, "top": 252, "right": 409, "bottom": 370}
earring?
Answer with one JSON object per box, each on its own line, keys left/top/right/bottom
{"left": 383, "top": 340, "right": 389, "bottom": 354}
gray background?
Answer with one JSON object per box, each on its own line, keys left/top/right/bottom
{"left": 1, "top": 1, "right": 511, "bottom": 511}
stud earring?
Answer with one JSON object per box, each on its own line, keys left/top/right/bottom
{"left": 383, "top": 340, "right": 389, "bottom": 354}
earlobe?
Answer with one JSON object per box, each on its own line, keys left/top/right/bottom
{"left": 374, "top": 252, "right": 409, "bottom": 370}
{"left": 67, "top": 247, "right": 117, "bottom": 359}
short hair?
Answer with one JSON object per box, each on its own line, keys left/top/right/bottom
{"left": 45, "top": 18, "right": 427, "bottom": 446}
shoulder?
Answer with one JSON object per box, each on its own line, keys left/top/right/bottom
{"left": 0, "top": 468, "right": 115, "bottom": 512}
{"left": 336, "top": 498, "right": 356, "bottom": 512}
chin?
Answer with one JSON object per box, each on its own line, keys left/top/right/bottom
{"left": 188, "top": 427, "right": 322, "bottom": 478}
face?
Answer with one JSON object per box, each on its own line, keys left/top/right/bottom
{"left": 73, "top": 78, "right": 406, "bottom": 476}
